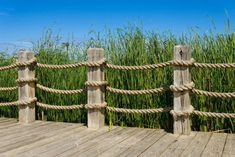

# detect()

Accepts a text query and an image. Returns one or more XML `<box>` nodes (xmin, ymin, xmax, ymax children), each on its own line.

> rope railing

<box><xmin>0</xmin><ymin>47</ymin><xmax>234</xmax><ymax>133</ymax></box>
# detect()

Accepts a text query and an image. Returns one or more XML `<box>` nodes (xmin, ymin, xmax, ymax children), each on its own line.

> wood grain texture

<box><xmin>87</xmin><ymin>48</ymin><xmax>105</xmax><ymax>129</ymax></box>
<box><xmin>0</xmin><ymin>119</ymin><xmax>234</xmax><ymax>157</ymax></box>
<box><xmin>18</xmin><ymin>51</ymin><xmax>35</xmax><ymax>123</ymax></box>
<box><xmin>173</xmin><ymin>45</ymin><xmax>192</xmax><ymax>135</ymax></box>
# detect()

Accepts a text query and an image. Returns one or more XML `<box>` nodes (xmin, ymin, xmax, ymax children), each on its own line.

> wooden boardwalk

<box><xmin>0</xmin><ymin>118</ymin><xmax>234</xmax><ymax>157</ymax></box>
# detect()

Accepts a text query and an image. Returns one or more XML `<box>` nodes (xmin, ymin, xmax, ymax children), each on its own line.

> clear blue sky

<box><xmin>0</xmin><ymin>0</ymin><xmax>235</xmax><ymax>46</ymax></box>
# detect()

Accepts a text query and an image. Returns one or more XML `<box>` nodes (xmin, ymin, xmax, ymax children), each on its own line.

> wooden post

<box><xmin>173</xmin><ymin>45</ymin><xmax>192</xmax><ymax>134</ymax></box>
<box><xmin>18</xmin><ymin>50</ymin><xmax>36</xmax><ymax>123</ymax></box>
<box><xmin>87</xmin><ymin>48</ymin><xmax>105</xmax><ymax>129</ymax></box>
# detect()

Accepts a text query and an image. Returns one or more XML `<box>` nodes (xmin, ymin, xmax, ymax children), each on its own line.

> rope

<box><xmin>171</xmin><ymin>58</ymin><xmax>196</xmax><ymax>66</ymax></box>
<box><xmin>36</xmin><ymin>102</ymin><xmax>107</xmax><ymax>110</ymax></box>
<box><xmin>85</xmin><ymin>81</ymin><xmax>107</xmax><ymax>87</ymax></box>
<box><xmin>16</xmin><ymin>58</ymin><xmax>37</xmax><ymax>67</ymax></box>
<box><xmin>16</xmin><ymin>78</ymin><xmax>37</xmax><ymax>84</ymax></box>
<box><xmin>85</xmin><ymin>102</ymin><xmax>107</xmax><ymax>109</ymax></box>
<box><xmin>106</xmin><ymin>86</ymin><xmax>167</xmax><ymax>95</ymax></box>
<box><xmin>0</xmin><ymin>97</ymin><xmax>37</xmax><ymax>107</ymax></box>
<box><xmin>36</xmin><ymin>84</ymin><xmax>85</xmax><ymax>94</ymax></box>
<box><xmin>36</xmin><ymin>102</ymin><xmax>85</xmax><ymax>110</ymax></box>
<box><xmin>0</xmin><ymin>58</ymin><xmax>37</xmax><ymax>71</ymax></box>
<box><xmin>106</xmin><ymin>61</ymin><xmax>172</xmax><ymax>70</ymax></box>
<box><xmin>192</xmin><ymin>110</ymin><xmax>235</xmax><ymax>118</ymax></box>
<box><xmin>106</xmin><ymin>106</ymin><xmax>171</xmax><ymax>114</ymax></box>
<box><xmin>170</xmin><ymin>82</ymin><xmax>195</xmax><ymax>92</ymax></box>
<box><xmin>37</xmin><ymin>59</ymin><xmax>106</xmax><ymax>69</ymax></box>
<box><xmin>192</xmin><ymin>89</ymin><xmax>235</xmax><ymax>98</ymax></box>
<box><xmin>194</xmin><ymin>63</ymin><xmax>235</xmax><ymax>68</ymax></box>
<box><xmin>0</xmin><ymin>86</ymin><xmax>18</xmax><ymax>92</ymax></box>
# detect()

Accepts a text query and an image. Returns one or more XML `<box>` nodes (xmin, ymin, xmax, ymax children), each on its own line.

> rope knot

<box><xmin>170</xmin><ymin>106</ymin><xmax>194</xmax><ymax>119</ymax></box>
<box><xmin>86</xmin><ymin>58</ymin><xmax>107</xmax><ymax>67</ymax></box>
<box><xmin>170</xmin><ymin>82</ymin><xmax>195</xmax><ymax>92</ymax></box>
<box><xmin>16</xmin><ymin>78</ymin><xmax>38</xmax><ymax>84</ymax></box>
<box><xmin>18</xmin><ymin>97</ymin><xmax>37</xmax><ymax>106</ymax></box>
<box><xmin>172</xmin><ymin>58</ymin><xmax>195</xmax><ymax>67</ymax></box>
<box><xmin>16</xmin><ymin>58</ymin><xmax>37</xmax><ymax>67</ymax></box>
<box><xmin>85</xmin><ymin>102</ymin><xmax>107</xmax><ymax>109</ymax></box>
<box><xmin>85</xmin><ymin>81</ymin><xmax>107</xmax><ymax>87</ymax></box>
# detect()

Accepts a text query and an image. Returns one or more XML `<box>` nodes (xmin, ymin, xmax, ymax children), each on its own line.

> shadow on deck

<box><xmin>0</xmin><ymin>118</ymin><xmax>234</xmax><ymax>157</ymax></box>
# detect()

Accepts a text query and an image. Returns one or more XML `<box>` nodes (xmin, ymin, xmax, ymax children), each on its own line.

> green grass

<box><xmin>0</xmin><ymin>26</ymin><xmax>234</xmax><ymax>132</ymax></box>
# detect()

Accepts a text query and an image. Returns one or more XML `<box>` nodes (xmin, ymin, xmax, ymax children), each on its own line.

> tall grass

<box><xmin>0</xmin><ymin>26</ymin><xmax>234</xmax><ymax>132</ymax></box>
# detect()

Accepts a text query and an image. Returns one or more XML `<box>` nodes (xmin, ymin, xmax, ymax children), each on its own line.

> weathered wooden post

<box><xmin>173</xmin><ymin>45</ymin><xmax>192</xmax><ymax>134</ymax></box>
<box><xmin>18</xmin><ymin>50</ymin><xmax>36</xmax><ymax>123</ymax></box>
<box><xmin>87</xmin><ymin>48</ymin><xmax>105</xmax><ymax>129</ymax></box>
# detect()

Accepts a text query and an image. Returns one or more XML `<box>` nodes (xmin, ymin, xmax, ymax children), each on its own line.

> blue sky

<box><xmin>0</xmin><ymin>0</ymin><xmax>235</xmax><ymax>51</ymax></box>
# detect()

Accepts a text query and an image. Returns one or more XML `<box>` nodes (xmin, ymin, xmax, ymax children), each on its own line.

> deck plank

<box><xmin>96</xmin><ymin>129</ymin><xmax>162</xmax><ymax>157</ymax></box>
<box><xmin>180</xmin><ymin>132</ymin><xmax>212</xmax><ymax>157</ymax></box>
<box><xmin>0</xmin><ymin>118</ymin><xmax>233</xmax><ymax>157</ymax></box>
<box><xmin>17</xmin><ymin>126</ymin><xmax>114</xmax><ymax>157</ymax></box>
<box><xmin>201</xmin><ymin>133</ymin><xmax>227</xmax><ymax>157</ymax></box>
<box><xmin>119</xmin><ymin>130</ymin><xmax>166</xmax><ymax>157</ymax></box>
<box><xmin>139</xmin><ymin>133</ymin><xmax>179</xmax><ymax>156</ymax></box>
<box><xmin>159</xmin><ymin>132</ymin><xmax>197</xmax><ymax>157</ymax></box>
<box><xmin>41</xmin><ymin>127</ymin><xmax>126</xmax><ymax>157</ymax></box>
<box><xmin>222</xmin><ymin>134</ymin><xmax>235</xmax><ymax>157</ymax></box>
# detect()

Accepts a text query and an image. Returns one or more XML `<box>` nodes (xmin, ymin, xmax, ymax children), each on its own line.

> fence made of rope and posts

<box><xmin>0</xmin><ymin>45</ymin><xmax>234</xmax><ymax>134</ymax></box>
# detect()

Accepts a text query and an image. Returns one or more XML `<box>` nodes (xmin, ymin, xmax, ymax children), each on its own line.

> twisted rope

<box><xmin>16</xmin><ymin>78</ymin><xmax>37</xmax><ymax>84</ymax></box>
<box><xmin>37</xmin><ymin>59</ymin><xmax>106</xmax><ymax>69</ymax></box>
<box><xmin>0</xmin><ymin>86</ymin><xmax>18</xmax><ymax>92</ymax></box>
<box><xmin>106</xmin><ymin>106</ymin><xmax>171</xmax><ymax>114</ymax></box>
<box><xmin>85</xmin><ymin>81</ymin><xmax>107</xmax><ymax>87</ymax></box>
<box><xmin>170</xmin><ymin>82</ymin><xmax>195</xmax><ymax>92</ymax></box>
<box><xmin>16</xmin><ymin>58</ymin><xmax>37</xmax><ymax>67</ymax></box>
<box><xmin>85</xmin><ymin>102</ymin><xmax>107</xmax><ymax>109</ymax></box>
<box><xmin>192</xmin><ymin>89</ymin><xmax>235</xmax><ymax>98</ymax></box>
<box><xmin>0</xmin><ymin>58</ymin><xmax>37</xmax><ymax>71</ymax></box>
<box><xmin>0</xmin><ymin>97</ymin><xmax>37</xmax><ymax>107</ymax></box>
<box><xmin>106</xmin><ymin>86</ymin><xmax>167</xmax><ymax>95</ymax></box>
<box><xmin>106</xmin><ymin>61</ymin><xmax>172</xmax><ymax>70</ymax></box>
<box><xmin>36</xmin><ymin>102</ymin><xmax>85</xmax><ymax>110</ymax></box>
<box><xmin>171</xmin><ymin>58</ymin><xmax>196</xmax><ymax>66</ymax></box>
<box><xmin>194</xmin><ymin>63</ymin><xmax>235</xmax><ymax>68</ymax></box>
<box><xmin>37</xmin><ymin>84</ymin><xmax>85</xmax><ymax>94</ymax></box>
<box><xmin>192</xmin><ymin>110</ymin><xmax>235</xmax><ymax>118</ymax></box>
<box><xmin>36</xmin><ymin>102</ymin><xmax>107</xmax><ymax>110</ymax></box>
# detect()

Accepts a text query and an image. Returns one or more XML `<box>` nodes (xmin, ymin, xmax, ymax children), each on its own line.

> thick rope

<box><xmin>36</xmin><ymin>102</ymin><xmax>85</xmax><ymax>110</ymax></box>
<box><xmin>37</xmin><ymin>84</ymin><xmax>85</xmax><ymax>94</ymax></box>
<box><xmin>37</xmin><ymin>59</ymin><xmax>106</xmax><ymax>69</ymax></box>
<box><xmin>194</xmin><ymin>63</ymin><xmax>235</xmax><ymax>68</ymax></box>
<box><xmin>0</xmin><ymin>58</ymin><xmax>37</xmax><ymax>71</ymax></box>
<box><xmin>171</xmin><ymin>58</ymin><xmax>196</xmax><ymax>66</ymax></box>
<box><xmin>106</xmin><ymin>86</ymin><xmax>167</xmax><ymax>95</ymax></box>
<box><xmin>16</xmin><ymin>58</ymin><xmax>37</xmax><ymax>67</ymax></box>
<box><xmin>0</xmin><ymin>86</ymin><xmax>18</xmax><ymax>92</ymax></box>
<box><xmin>85</xmin><ymin>81</ymin><xmax>107</xmax><ymax>87</ymax></box>
<box><xmin>170</xmin><ymin>82</ymin><xmax>195</xmax><ymax>92</ymax></box>
<box><xmin>16</xmin><ymin>78</ymin><xmax>37</xmax><ymax>84</ymax></box>
<box><xmin>36</xmin><ymin>102</ymin><xmax>107</xmax><ymax>110</ymax></box>
<box><xmin>106</xmin><ymin>106</ymin><xmax>171</xmax><ymax>114</ymax></box>
<box><xmin>106</xmin><ymin>61</ymin><xmax>172</xmax><ymax>70</ymax></box>
<box><xmin>85</xmin><ymin>102</ymin><xmax>107</xmax><ymax>109</ymax></box>
<box><xmin>192</xmin><ymin>89</ymin><xmax>235</xmax><ymax>98</ymax></box>
<box><xmin>0</xmin><ymin>97</ymin><xmax>37</xmax><ymax>107</ymax></box>
<box><xmin>192</xmin><ymin>110</ymin><xmax>235</xmax><ymax>118</ymax></box>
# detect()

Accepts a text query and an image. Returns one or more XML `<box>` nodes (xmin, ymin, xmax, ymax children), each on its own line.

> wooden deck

<box><xmin>0</xmin><ymin>118</ymin><xmax>234</xmax><ymax>157</ymax></box>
